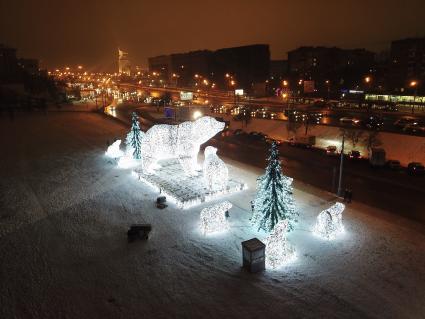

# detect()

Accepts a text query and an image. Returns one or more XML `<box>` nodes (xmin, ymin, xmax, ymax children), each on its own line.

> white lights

<box><xmin>313</xmin><ymin>202</ymin><xmax>345</xmax><ymax>240</ymax></box>
<box><xmin>200</xmin><ymin>201</ymin><xmax>232</xmax><ymax>234</ymax></box>
<box><xmin>203</xmin><ymin>146</ymin><xmax>228</xmax><ymax>191</ymax></box>
<box><xmin>141</xmin><ymin>116</ymin><xmax>224</xmax><ymax>176</ymax></box>
<box><xmin>193</xmin><ymin>110</ymin><xmax>203</xmax><ymax>119</ymax></box>
<box><xmin>265</xmin><ymin>220</ymin><xmax>296</xmax><ymax>269</ymax></box>
<box><xmin>133</xmin><ymin>159</ymin><xmax>246</xmax><ymax>209</ymax></box>
<box><xmin>105</xmin><ymin>140</ymin><xmax>124</xmax><ymax>158</ymax></box>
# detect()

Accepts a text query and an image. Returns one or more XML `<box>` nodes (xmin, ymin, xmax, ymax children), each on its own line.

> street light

<box><xmin>325</xmin><ymin>80</ymin><xmax>330</xmax><ymax>101</ymax></box>
<box><xmin>410</xmin><ymin>80</ymin><xmax>418</xmax><ymax>114</ymax></box>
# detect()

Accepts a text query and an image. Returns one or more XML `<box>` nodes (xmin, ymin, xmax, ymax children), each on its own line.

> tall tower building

<box><xmin>118</xmin><ymin>49</ymin><xmax>131</xmax><ymax>75</ymax></box>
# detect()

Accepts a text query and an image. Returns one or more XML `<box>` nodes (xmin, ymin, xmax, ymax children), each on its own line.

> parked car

<box><xmin>348</xmin><ymin>150</ymin><xmax>361</xmax><ymax>160</ymax></box>
<box><xmin>288</xmin><ymin>135</ymin><xmax>316</xmax><ymax>148</ymax></box>
<box><xmin>364</xmin><ymin>116</ymin><xmax>384</xmax><ymax>130</ymax></box>
<box><xmin>265</xmin><ymin>137</ymin><xmax>283</xmax><ymax>145</ymax></box>
<box><xmin>407</xmin><ymin>162</ymin><xmax>425</xmax><ymax>176</ymax></box>
<box><xmin>326</xmin><ymin>145</ymin><xmax>338</xmax><ymax>156</ymax></box>
<box><xmin>403</xmin><ymin>123</ymin><xmax>425</xmax><ymax>134</ymax></box>
<box><xmin>387</xmin><ymin>160</ymin><xmax>402</xmax><ymax>170</ymax></box>
<box><xmin>394</xmin><ymin>117</ymin><xmax>416</xmax><ymax>128</ymax></box>
<box><xmin>340</xmin><ymin>117</ymin><xmax>361</xmax><ymax>125</ymax></box>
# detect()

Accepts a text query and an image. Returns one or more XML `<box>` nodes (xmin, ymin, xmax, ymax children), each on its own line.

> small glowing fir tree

<box><xmin>127</xmin><ymin>112</ymin><xmax>143</xmax><ymax>160</ymax></box>
<box><xmin>251</xmin><ymin>142</ymin><xmax>298</xmax><ymax>232</ymax></box>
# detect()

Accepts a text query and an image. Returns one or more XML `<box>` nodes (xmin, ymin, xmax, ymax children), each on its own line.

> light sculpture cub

<box><xmin>105</xmin><ymin>139</ymin><xmax>124</xmax><ymax>158</ymax></box>
<box><xmin>314</xmin><ymin>202</ymin><xmax>345</xmax><ymax>240</ymax></box>
<box><xmin>203</xmin><ymin>146</ymin><xmax>228</xmax><ymax>191</ymax></box>
<box><xmin>200</xmin><ymin>201</ymin><xmax>232</xmax><ymax>234</ymax></box>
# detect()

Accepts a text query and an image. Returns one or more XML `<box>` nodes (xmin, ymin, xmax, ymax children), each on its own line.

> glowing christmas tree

<box><xmin>128</xmin><ymin>112</ymin><xmax>143</xmax><ymax>160</ymax></box>
<box><xmin>251</xmin><ymin>142</ymin><xmax>298</xmax><ymax>232</ymax></box>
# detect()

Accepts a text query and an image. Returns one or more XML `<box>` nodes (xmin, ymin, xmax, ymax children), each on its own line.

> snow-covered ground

<box><xmin>1</xmin><ymin>112</ymin><xmax>425</xmax><ymax>319</ymax></box>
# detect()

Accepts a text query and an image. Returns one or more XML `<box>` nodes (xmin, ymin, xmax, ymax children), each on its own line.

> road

<box><xmin>110</xmin><ymin>103</ymin><xmax>425</xmax><ymax>223</ymax></box>
<box><xmin>117</xmin><ymin>83</ymin><xmax>425</xmax><ymax>136</ymax></box>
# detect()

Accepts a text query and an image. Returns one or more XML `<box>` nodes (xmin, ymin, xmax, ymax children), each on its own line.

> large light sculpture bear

<box><xmin>314</xmin><ymin>202</ymin><xmax>345</xmax><ymax>240</ymax></box>
<box><xmin>200</xmin><ymin>201</ymin><xmax>232</xmax><ymax>234</ymax></box>
<box><xmin>265</xmin><ymin>220</ymin><xmax>296</xmax><ymax>269</ymax></box>
<box><xmin>141</xmin><ymin>116</ymin><xmax>225</xmax><ymax>175</ymax></box>
<box><xmin>203</xmin><ymin>146</ymin><xmax>228</xmax><ymax>191</ymax></box>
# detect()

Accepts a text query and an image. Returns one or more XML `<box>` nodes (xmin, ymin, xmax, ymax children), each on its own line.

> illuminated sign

<box><xmin>180</xmin><ymin>91</ymin><xmax>193</xmax><ymax>101</ymax></box>
<box><xmin>235</xmin><ymin>89</ymin><xmax>244</xmax><ymax>96</ymax></box>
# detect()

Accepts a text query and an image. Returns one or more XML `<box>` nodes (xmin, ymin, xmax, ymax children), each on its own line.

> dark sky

<box><xmin>1</xmin><ymin>0</ymin><xmax>425</xmax><ymax>71</ymax></box>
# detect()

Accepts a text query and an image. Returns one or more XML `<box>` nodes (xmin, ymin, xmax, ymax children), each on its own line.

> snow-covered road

<box><xmin>1</xmin><ymin>112</ymin><xmax>424</xmax><ymax>319</ymax></box>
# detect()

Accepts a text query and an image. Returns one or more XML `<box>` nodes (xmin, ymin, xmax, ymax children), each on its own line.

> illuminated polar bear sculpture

<box><xmin>105</xmin><ymin>139</ymin><xmax>124</xmax><ymax>158</ymax></box>
<box><xmin>314</xmin><ymin>202</ymin><xmax>345</xmax><ymax>240</ymax></box>
<box><xmin>200</xmin><ymin>201</ymin><xmax>232</xmax><ymax>234</ymax></box>
<box><xmin>203</xmin><ymin>146</ymin><xmax>228</xmax><ymax>191</ymax></box>
<box><xmin>141</xmin><ymin>116</ymin><xmax>225</xmax><ymax>175</ymax></box>
<box><xmin>265</xmin><ymin>220</ymin><xmax>296</xmax><ymax>269</ymax></box>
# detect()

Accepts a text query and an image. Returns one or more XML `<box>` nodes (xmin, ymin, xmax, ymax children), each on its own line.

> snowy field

<box><xmin>1</xmin><ymin>112</ymin><xmax>425</xmax><ymax>319</ymax></box>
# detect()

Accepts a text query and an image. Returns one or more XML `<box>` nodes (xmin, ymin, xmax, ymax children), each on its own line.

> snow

<box><xmin>1</xmin><ymin>112</ymin><xmax>425</xmax><ymax>318</ymax></box>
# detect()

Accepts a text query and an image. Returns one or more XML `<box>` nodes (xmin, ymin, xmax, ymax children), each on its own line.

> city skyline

<box><xmin>1</xmin><ymin>0</ymin><xmax>425</xmax><ymax>71</ymax></box>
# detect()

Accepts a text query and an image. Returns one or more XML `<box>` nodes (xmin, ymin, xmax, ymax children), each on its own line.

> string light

<box><xmin>200</xmin><ymin>201</ymin><xmax>232</xmax><ymax>234</ymax></box>
<box><xmin>203</xmin><ymin>146</ymin><xmax>228</xmax><ymax>191</ymax></box>
<box><xmin>313</xmin><ymin>202</ymin><xmax>345</xmax><ymax>240</ymax></box>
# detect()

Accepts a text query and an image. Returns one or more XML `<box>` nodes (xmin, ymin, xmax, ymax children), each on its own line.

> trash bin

<box><xmin>242</xmin><ymin>238</ymin><xmax>265</xmax><ymax>273</ymax></box>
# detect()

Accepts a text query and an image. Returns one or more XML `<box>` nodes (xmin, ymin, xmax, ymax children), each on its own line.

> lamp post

<box><xmin>337</xmin><ymin>132</ymin><xmax>345</xmax><ymax>197</ymax></box>
<box><xmin>325</xmin><ymin>80</ymin><xmax>330</xmax><ymax>101</ymax></box>
<box><xmin>410</xmin><ymin>80</ymin><xmax>418</xmax><ymax>114</ymax></box>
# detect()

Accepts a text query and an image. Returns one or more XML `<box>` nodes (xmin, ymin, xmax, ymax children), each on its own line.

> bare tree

<box><xmin>363</xmin><ymin>131</ymin><xmax>382</xmax><ymax>155</ymax></box>
<box><xmin>303</xmin><ymin>115</ymin><xmax>317</xmax><ymax>136</ymax></box>
<box><xmin>286</xmin><ymin>120</ymin><xmax>302</xmax><ymax>138</ymax></box>
<box><xmin>340</xmin><ymin>128</ymin><xmax>363</xmax><ymax>150</ymax></box>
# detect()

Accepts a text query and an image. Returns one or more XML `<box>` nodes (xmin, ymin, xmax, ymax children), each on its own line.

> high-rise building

<box><xmin>118</xmin><ymin>49</ymin><xmax>131</xmax><ymax>76</ymax></box>
<box><xmin>0</xmin><ymin>44</ymin><xmax>18</xmax><ymax>82</ymax></box>
<box><xmin>287</xmin><ymin>46</ymin><xmax>374</xmax><ymax>92</ymax></box>
<box><xmin>389</xmin><ymin>37</ymin><xmax>425</xmax><ymax>93</ymax></box>
<box><xmin>148</xmin><ymin>44</ymin><xmax>270</xmax><ymax>91</ymax></box>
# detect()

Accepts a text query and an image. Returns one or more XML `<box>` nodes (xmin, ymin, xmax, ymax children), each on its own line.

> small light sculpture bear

<box><xmin>265</xmin><ymin>220</ymin><xmax>296</xmax><ymax>269</ymax></box>
<box><xmin>203</xmin><ymin>146</ymin><xmax>229</xmax><ymax>191</ymax></box>
<box><xmin>314</xmin><ymin>202</ymin><xmax>345</xmax><ymax>240</ymax></box>
<box><xmin>200</xmin><ymin>201</ymin><xmax>232</xmax><ymax>234</ymax></box>
<box><xmin>105</xmin><ymin>140</ymin><xmax>124</xmax><ymax>158</ymax></box>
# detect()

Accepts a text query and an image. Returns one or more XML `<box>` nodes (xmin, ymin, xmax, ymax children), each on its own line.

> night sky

<box><xmin>1</xmin><ymin>0</ymin><xmax>425</xmax><ymax>71</ymax></box>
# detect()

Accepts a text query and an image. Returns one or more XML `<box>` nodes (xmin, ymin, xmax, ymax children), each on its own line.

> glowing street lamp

<box><xmin>364</xmin><ymin>76</ymin><xmax>371</xmax><ymax>83</ymax></box>
<box><xmin>282</xmin><ymin>80</ymin><xmax>288</xmax><ymax>87</ymax></box>
<box><xmin>410</xmin><ymin>80</ymin><xmax>419</xmax><ymax>114</ymax></box>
